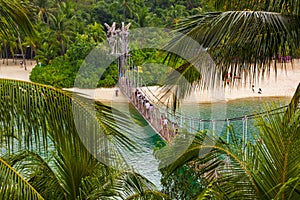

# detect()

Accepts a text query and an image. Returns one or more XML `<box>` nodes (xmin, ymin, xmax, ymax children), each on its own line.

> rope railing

<box><xmin>105</xmin><ymin>23</ymin><xmax>298</xmax><ymax>143</ymax></box>
<box><xmin>118</xmin><ymin>62</ymin><xmax>297</xmax><ymax>143</ymax></box>
<box><xmin>127</xmin><ymin>67</ymin><xmax>292</xmax><ymax>120</ymax></box>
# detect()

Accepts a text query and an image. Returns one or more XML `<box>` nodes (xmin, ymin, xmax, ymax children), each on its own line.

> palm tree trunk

<box><xmin>17</xmin><ymin>31</ymin><xmax>26</xmax><ymax>70</ymax></box>
<box><xmin>5</xmin><ymin>47</ymin><xmax>8</xmax><ymax>65</ymax></box>
<box><xmin>30</xmin><ymin>47</ymin><xmax>33</xmax><ymax>65</ymax></box>
<box><xmin>59</xmin><ymin>39</ymin><xmax>65</xmax><ymax>56</ymax></box>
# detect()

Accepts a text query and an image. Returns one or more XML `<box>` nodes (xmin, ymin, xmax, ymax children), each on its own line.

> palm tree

<box><xmin>0</xmin><ymin>1</ymin><xmax>170</xmax><ymax>198</ymax></box>
<box><xmin>23</xmin><ymin>35</ymin><xmax>39</xmax><ymax>64</ymax></box>
<box><xmin>160</xmin><ymin>83</ymin><xmax>300</xmax><ymax>199</ymax></box>
<box><xmin>0</xmin><ymin>79</ymin><xmax>168</xmax><ymax>199</ymax></box>
<box><xmin>163</xmin><ymin>0</ymin><xmax>300</xmax><ymax>108</ymax></box>
<box><xmin>0</xmin><ymin>0</ymin><xmax>36</xmax><ymax>69</ymax></box>
<box><xmin>0</xmin><ymin>0</ymin><xmax>35</xmax><ymax>38</ymax></box>
<box><xmin>120</xmin><ymin>0</ymin><xmax>132</xmax><ymax>22</ymax></box>
<box><xmin>0</xmin><ymin>34</ymin><xmax>18</xmax><ymax>65</ymax></box>
<box><xmin>34</xmin><ymin>0</ymin><xmax>55</xmax><ymax>24</ymax></box>
<box><xmin>48</xmin><ymin>3</ymin><xmax>76</xmax><ymax>56</ymax></box>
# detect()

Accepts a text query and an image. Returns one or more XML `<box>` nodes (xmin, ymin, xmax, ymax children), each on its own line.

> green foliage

<box><xmin>30</xmin><ymin>30</ymin><xmax>117</xmax><ymax>88</ymax></box>
<box><xmin>0</xmin><ymin>79</ymin><xmax>167</xmax><ymax>199</ymax></box>
<box><xmin>84</xmin><ymin>22</ymin><xmax>106</xmax><ymax>43</ymax></box>
<box><xmin>2</xmin><ymin>0</ymin><xmax>215</xmax><ymax>88</ymax></box>
<box><xmin>161</xmin><ymin>162</ymin><xmax>206</xmax><ymax>199</ymax></box>
<box><xmin>30</xmin><ymin>56</ymin><xmax>79</xmax><ymax>88</ymax></box>
<box><xmin>160</xmin><ymin>84</ymin><xmax>300</xmax><ymax>199</ymax></box>
<box><xmin>130</xmin><ymin>50</ymin><xmax>171</xmax><ymax>86</ymax></box>
<box><xmin>0</xmin><ymin>156</ymin><xmax>44</xmax><ymax>200</ymax></box>
<box><xmin>97</xmin><ymin>65</ymin><xmax>118</xmax><ymax>88</ymax></box>
<box><xmin>0</xmin><ymin>0</ymin><xmax>35</xmax><ymax>38</ymax></box>
<box><xmin>66</xmin><ymin>33</ymin><xmax>97</xmax><ymax>61</ymax></box>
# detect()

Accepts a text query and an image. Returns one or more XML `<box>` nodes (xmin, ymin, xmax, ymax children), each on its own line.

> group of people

<box><xmin>160</xmin><ymin>115</ymin><xmax>179</xmax><ymax>141</ymax></box>
<box><xmin>252</xmin><ymin>85</ymin><xmax>262</xmax><ymax>94</ymax></box>
<box><xmin>130</xmin><ymin>89</ymin><xmax>179</xmax><ymax>141</ymax></box>
<box><xmin>115</xmin><ymin>62</ymin><xmax>179</xmax><ymax>141</ymax></box>
<box><xmin>132</xmin><ymin>89</ymin><xmax>154</xmax><ymax>120</ymax></box>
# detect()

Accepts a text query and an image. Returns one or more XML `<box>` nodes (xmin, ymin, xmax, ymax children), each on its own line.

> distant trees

<box><xmin>0</xmin><ymin>1</ymin><xmax>171</xmax><ymax>198</ymax></box>
<box><xmin>0</xmin><ymin>0</ymin><xmax>35</xmax><ymax>63</ymax></box>
<box><xmin>0</xmin><ymin>0</ymin><xmax>214</xmax><ymax>68</ymax></box>
<box><xmin>25</xmin><ymin>0</ymin><xmax>210</xmax><ymax>88</ymax></box>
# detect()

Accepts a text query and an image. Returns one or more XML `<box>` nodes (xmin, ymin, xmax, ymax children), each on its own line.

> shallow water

<box><xmin>107</xmin><ymin>96</ymin><xmax>291</xmax><ymax>188</ymax></box>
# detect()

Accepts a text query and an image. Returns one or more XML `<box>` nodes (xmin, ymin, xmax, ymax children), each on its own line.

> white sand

<box><xmin>0</xmin><ymin>59</ymin><xmax>36</xmax><ymax>81</ymax></box>
<box><xmin>1</xmin><ymin>59</ymin><xmax>299</xmax><ymax>103</ymax></box>
<box><xmin>184</xmin><ymin>60</ymin><xmax>300</xmax><ymax>103</ymax></box>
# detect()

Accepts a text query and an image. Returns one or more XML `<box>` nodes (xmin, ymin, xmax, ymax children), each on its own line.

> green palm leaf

<box><xmin>0</xmin><ymin>156</ymin><xmax>44</xmax><ymax>199</ymax></box>
<box><xmin>111</xmin><ymin>171</ymin><xmax>171</xmax><ymax>200</ymax></box>
<box><xmin>171</xmin><ymin>11</ymin><xmax>299</xmax><ymax>73</ymax></box>
<box><xmin>160</xmin><ymin>83</ymin><xmax>300</xmax><ymax>199</ymax></box>
<box><xmin>215</xmin><ymin>0</ymin><xmax>300</xmax><ymax>15</ymax></box>
<box><xmin>0</xmin><ymin>79</ymin><xmax>134</xmax><ymax>159</ymax></box>
<box><xmin>0</xmin><ymin>0</ymin><xmax>35</xmax><ymax>37</ymax></box>
<box><xmin>0</xmin><ymin>79</ymin><xmax>138</xmax><ymax>199</ymax></box>
<box><xmin>250</xmin><ymin>83</ymin><xmax>300</xmax><ymax>199</ymax></box>
<box><xmin>5</xmin><ymin>150</ymin><xmax>65</xmax><ymax>199</ymax></box>
<box><xmin>163</xmin><ymin>10</ymin><xmax>299</xmax><ymax>108</ymax></box>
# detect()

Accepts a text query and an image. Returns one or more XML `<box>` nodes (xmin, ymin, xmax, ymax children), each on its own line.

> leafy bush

<box><xmin>30</xmin><ymin>56</ymin><xmax>119</xmax><ymax>88</ymax></box>
<box><xmin>30</xmin><ymin>56</ymin><xmax>80</xmax><ymax>88</ymax></box>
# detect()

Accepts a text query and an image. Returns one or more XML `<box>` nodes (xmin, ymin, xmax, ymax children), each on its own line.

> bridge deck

<box><xmin>118</xmin><ymin>79</ymin><xmax>178</xmax><ymax>142</ymax></box>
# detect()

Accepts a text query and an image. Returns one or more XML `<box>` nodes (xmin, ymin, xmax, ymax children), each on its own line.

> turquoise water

<box><xmin>182</xmin><ymin>97</ymin><xmax>289</xmax><ymax>120</ymax></box>
<box><xmin>181</xmin><ymin>97</ymin><xmax>290</xmax><ymax>138</ymax></box>
<box><xmin>108</xmin><ymin>96</ymin><xmax>290</xmax><ymax>188</ymax></box>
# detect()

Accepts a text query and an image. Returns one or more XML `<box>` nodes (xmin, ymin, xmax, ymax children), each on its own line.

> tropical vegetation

<box><xmin>1</xmin><ymin>0</ymin><xmax>300</xmax><ymax>199</ymax></box>
<box><xmin>0</xmin><ymin>79</ymin><xmax>169</xmax><ymax>199</ymax></box>
<box><xmin>157</xmin><ymin>0</ymin><xmax>300</xmax><ymax>198</ymax></box>
<box><xmin>1</xmin><ymin>0</ymin><xmax>214</xmax><ymax>88</ymax></box>
<box><xmin>164</xmin><ymin>0</ymin><xmax>300</xmax><ymax>107</ymax></box>
<box><xmin>159</xmin><ymin>83</ymin><xmax>300</xmax><ymax>199</ymax></box>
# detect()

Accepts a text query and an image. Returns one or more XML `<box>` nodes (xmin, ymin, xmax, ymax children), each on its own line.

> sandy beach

<box><xmin>0</xmin><ymin>59</ymin><xmax>36</xmax><ymax>81</ymax></box>
<box><xmin>1</xmin><ymin>59</ymin><xmax>299</xmax><ymax>103</ymax></box>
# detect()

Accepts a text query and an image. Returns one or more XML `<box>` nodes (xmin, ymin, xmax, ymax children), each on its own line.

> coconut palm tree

<box><xmin>160</xmin><ymin>83</ymin><xmax>300</xmax><ymax>199</ymax></box>
<box><xmin>0</xmin><ymin>0</ymin><xmax>36</xmax><ymax>69</ymax></box>
<box><xmin>0</xmin><ymin>0</ymin><xmax>169</xmax><ymax>199</ymax></box>
<box><xmin>0</xmin><ymin>79</ymin><xmax>169</xmax><ymax>199</ymax></box>
<box><xmin>0</xmin><ymin>34</ymin><xmax>18</xmax><ymax>65</ymax></box>
<box><xmin>47</xmin><ymin>4</ymin><xmax>76</xmax><ymax>56</ymax></box>
<box><xmin>162</xmin><ymin>0</ymin><xmax>300</xmax><ymax>108</ymax></box>
<box><xmin>0</xmin><ymin>0</ymin><xmax>35</xmax><ymax>38</ymax></box>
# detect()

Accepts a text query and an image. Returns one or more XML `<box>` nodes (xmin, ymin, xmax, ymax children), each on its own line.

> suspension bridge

<box><xmin>105</xmin><ymin>22</ymin><xmax>292</xmax><ymax>144</ymax></box>
<box><xmin>117</xmin><ymin>65</ymin><xmax>291</xmax><ymax>143</ymax></box>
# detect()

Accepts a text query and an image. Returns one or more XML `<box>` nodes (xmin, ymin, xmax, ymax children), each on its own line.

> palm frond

<box><xmin>215</xmin><ymin>0</ymin><xmax>300</xmax><ymax>16</ymax></box>
<box><xmin>160</xmin><ymin>137</ymin><xmax>259</xmax><ymax>199</ymax></box>
<box><xmin>5</xmin><ymin>150</ymin><xmax>65</xmax><ymax>199</ymax></box>
<box><xmin>160</xmin><ymin>84</ymin><xmax>300</xmax><ymax>199</ymax></box>
<box><xmin>0</xmin><ymin>79</ymin><xmax>142</xmax><ymax>199</ymax></box>
<box><xmin>110</xmin><ymin>171</ymin><xmax>171</xmax><ymax>200</ymax></box>
<box><xmin>174</xmin><ymin>11</ymin><xmax>299</xmax><ymax>70</ymax></box>
<box><xmin>0</xmin><ymin>79</ymin><xmax>135</xmax><ymax>169</ymax></box>
<box><xmin>251</xmin><ymin>83</ymin><xmax>300</xmax><ymax>199</ymax></box>
<box><xmin>283</xmin><ymin>83</ymin><xmax>300</xmax><ymax>125</ymax></box>
<box><xmin>163</xmin><ymin>11</ymin><xmax>299</xmax><ymax>107</ymax></box>
<box><xmin>0</xmin><ymin>0</ymin><xmax>35</xmax><ymax>37</ymax></box>
<box><xmin>0</xmin><ymin>156</ymin><xmax>44</xmax><ymax>199</ymax></box>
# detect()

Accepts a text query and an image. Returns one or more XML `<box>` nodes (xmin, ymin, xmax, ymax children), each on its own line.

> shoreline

<box><xmin>0</xmin><ymin>58</ymin><xmax>299</xmax><ymax>104</ymax></box>
<box><xmin>66</xmin><ymin>85</ymin><xmax>294</xmax><ymax>105</ymax></box>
